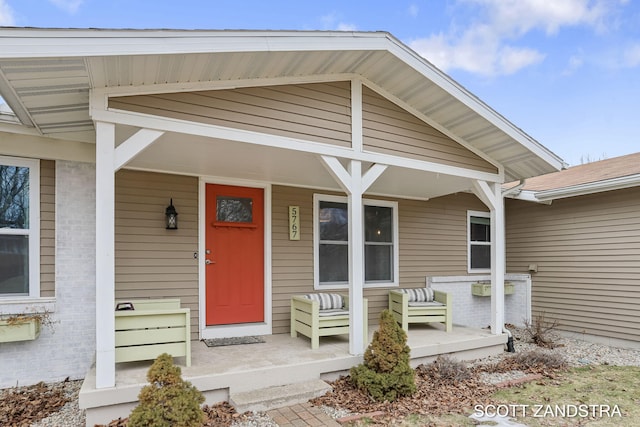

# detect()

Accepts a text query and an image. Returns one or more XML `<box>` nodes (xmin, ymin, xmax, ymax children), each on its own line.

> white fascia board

<box><xmin>383</xmin><ymin>35</ymin><xmax>566</xmax><ymax>173</ymax></box>
<box><xmin>534</xmin><ymin>174</ymin><xmax>640</xmax><ymax>202</ymax></box>
<box><xmin>0</xmin><ymin>29</ymin><xmax>390</xmax><ymax>58</ymax></box>
<box><xmin>92</xmin><ymin>107</ymin><xmax>502</xmax><ymax>183</ymax></box>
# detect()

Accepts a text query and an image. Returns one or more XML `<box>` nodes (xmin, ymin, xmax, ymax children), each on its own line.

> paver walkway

<box><xmin>267</xmin><ymin>402</ymin><xmax>341</xmax><ymax>426</ymax></box>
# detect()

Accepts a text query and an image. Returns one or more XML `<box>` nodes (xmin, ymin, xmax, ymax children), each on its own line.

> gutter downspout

<box><xmin>503</xmin><ymin>325</ymin><xmax>515</xmax><ymax>352</ymax></box>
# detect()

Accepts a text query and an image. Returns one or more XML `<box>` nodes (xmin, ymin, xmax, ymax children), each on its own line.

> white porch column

<box><xmin>472</xmin><ymin>180</ymin><xmax>505</xmax><ymax>334</ymax></box>
<box><xmin>321</xmin><ymin>156</ymin><xmax>387</xmax><ymax>355</ymax></box>
<box><xmin>347</xmin><ymin>161</ymin><xmax>365</xmax><ymax>355</ymax></box>
<box><xmin>95</xmin><ymin>121</ymin><xmax>116</xmax><ymax>388</ymax></box>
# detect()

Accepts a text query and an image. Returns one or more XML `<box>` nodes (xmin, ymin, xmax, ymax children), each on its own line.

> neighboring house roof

<box><xmin>0</xmin><ymin>28</ymin><xmax>565</xmax><ymax>181</ymax></box>
<box><xmin>509</xmin><ymin>152</ymin><xmax>640</xmax><ymax>202</ymax></box>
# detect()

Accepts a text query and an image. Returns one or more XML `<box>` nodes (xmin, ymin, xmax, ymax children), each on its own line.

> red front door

<box><xmin>205</xmin><ymin>184</ymin><xmax>264</xmax><ymax>325</ymax></box>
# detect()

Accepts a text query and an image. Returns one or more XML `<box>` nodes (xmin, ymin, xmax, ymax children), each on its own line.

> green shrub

<box><xmin>128</xmin><ymin>353</ymin><xmax>205</xmax><ymax>427</ymax></box>
<box><xmin>350</xmin><ymin>309</ymin><xmax>416</xmax><ymax>401</ymax></box>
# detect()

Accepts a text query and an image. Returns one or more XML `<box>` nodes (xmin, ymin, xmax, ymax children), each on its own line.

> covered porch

<box><xmin>0</xmin><ymin>28</ymin><xmax>567</xmax><ymax>421</ymax></box>
<box><xmin>80</xmin><ymin>324</ymin><xmax>506</xmax><ymax>425</ymax></box>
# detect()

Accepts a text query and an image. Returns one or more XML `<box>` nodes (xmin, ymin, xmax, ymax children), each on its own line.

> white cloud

<box><xmin>411</xmin><ymin>28</ymin><xmax>544</xmax><ymax>76</ymax></box>
<box><xmin>320</xmin><ymin>12</ymin><xmax>357</xmax><ymax>31</ymax></box>
<box><xmin>623</xmin><ymin>44</ymin><xmax>640</xmax><ymax>67</ymax></box>
<box><xmin>0</xmin><ymin>0</ymin><xmax>15</xmax><ymax>26</ymax></box>
<box><xmin>466</xmin><ymin>0</ymin><xmax>611</xmax><ymax>36</ymax></box>
<box><xmin>409</xmin><ymin>0</ymin><xmax>621</xmax><ymax>76</ymax></box>
<box><xmin>48</xmin><ymin>0</ymin><xmax>84</xmax><ymax>14</ymax></box>
<box><xmin>561</xmin><ymin>55</ymin><xmax>585</xmax><ymax>75</ymax></box>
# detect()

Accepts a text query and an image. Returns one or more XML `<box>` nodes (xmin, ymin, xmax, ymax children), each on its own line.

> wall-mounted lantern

<box><xmin>165</xmin><ymin>198</ymin><xmax>178</xmax><ymax>230</ymax></box>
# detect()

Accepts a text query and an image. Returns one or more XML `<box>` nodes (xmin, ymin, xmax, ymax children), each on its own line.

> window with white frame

<box><xmin>0</xmin><ymin>157</ymin><xmax>39</xmax><ymax>297</ymax></box>
<box><xmin>468</xmin><ymin>211</ymin><xmax>491</xmax><ymax>272</ymax></box>
<box><xmin>314</xmin><ymin>194</ymin><xmax>398</xmax><ymax>288</ymax></box>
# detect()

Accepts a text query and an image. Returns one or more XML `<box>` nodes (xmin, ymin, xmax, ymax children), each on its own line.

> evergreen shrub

<box><xmin>128</xmin><ymin>353</ymin><xmax>205</xmax><ymax>427</ymax></box>
<box><xmin>350</xmin><ymin>309</ymin><xmax>416</xmax><ymax>401</ymax></box>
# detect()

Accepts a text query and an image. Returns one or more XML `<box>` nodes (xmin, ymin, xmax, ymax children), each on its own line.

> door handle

<box><xmin>205</xmin><ymin>259</ymin><xmax>216</xmax><ymax>265</ymax></box>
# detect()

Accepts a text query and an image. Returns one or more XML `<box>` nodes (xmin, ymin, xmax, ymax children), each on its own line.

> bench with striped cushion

<box><xmin>291</xmin><ymin>293</ymin><xmax>368</xmax><ymax>349</ymax></box>
<box><xmin>389</xmin><ymin>288</ymin><xmax>452</xmax><ymax>333</ymax></box>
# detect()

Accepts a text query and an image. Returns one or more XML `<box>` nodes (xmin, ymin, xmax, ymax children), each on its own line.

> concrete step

<box><xmin>229</xmin><ymin>379</ymin><xmax>332</xmax><ymax>413</ymax></box>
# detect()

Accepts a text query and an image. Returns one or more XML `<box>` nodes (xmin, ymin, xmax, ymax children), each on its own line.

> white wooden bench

<box><xmin>291</xmin><ymin>293</ymin><xmax>368</xmax><ymax>349</ymax></box>
<box><xmin>389</xmin><ymin>289</ymin><xmax>452</xmax><ymax>333</ymax></box>
<box><xmin>115</xmin><ymin>299</ymin><xmax>191</xmax><ymax>366</ymax></box>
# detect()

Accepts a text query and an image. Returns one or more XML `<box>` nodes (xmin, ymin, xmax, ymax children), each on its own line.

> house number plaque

<box><xmin>289</xmin><ymin>206</ymin><xmax>300</xmax><ymax>240</ymax></box>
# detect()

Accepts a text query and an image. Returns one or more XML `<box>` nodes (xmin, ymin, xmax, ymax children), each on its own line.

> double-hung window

<box><xmin>468</xmin><ymin>210</ymin><xmax>491</xmax><ymax>272</ymax></box>
<box><xmin>0</xmin><ymin>157</ymin><xmax>39</xmax><ymax>298</ymax></box>
<box><xmin>314</xmin><ymin>194</ymin><xmax>398</xmax><ymax>289</ymax></box>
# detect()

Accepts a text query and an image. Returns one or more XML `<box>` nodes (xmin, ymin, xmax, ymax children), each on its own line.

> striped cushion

<box><xmin>304</xmin><ymin>293</ymin><xmax>344</xmax><ymax>310</ymax></box>
<box><xmin>317</xmin><ymin>309</ymin><xmax>349</xmax><ymax>317</ymax></box>
<box><xmin>408</xmin><ymin>301</ymin><xmax>443</xmax><ymax>307</ymax></box>
<box><xmin>399</xmin><ymin>288</ymin><xmax>434</xmax><ymax>302</ymax></box>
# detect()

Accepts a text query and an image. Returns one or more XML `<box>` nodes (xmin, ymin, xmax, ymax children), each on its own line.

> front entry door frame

<box><xmin>198</xmin><ymin>176</ymin><xmax>272</xmax><ymax>339</ymax></box>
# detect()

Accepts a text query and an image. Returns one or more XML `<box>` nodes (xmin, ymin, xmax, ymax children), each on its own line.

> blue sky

<box><xmin>2</xmin><ymin>0</ymin><xmax>639</xmax><ymax>167</ymax></box>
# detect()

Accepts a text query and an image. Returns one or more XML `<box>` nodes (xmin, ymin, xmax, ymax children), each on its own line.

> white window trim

<box><xmin>313</xmin><ymin>194</ymin><xmax>399</xmax><ymax>290</ymax></box>
<box><xmin>467</xmin><ymin>210</ymin><xmax>491</xmax><ymax>274</ymax></box>
<box><xmin>0</xmin><ymin>156</ymin><xmax>40</xmax><ymax>299</ymax></box>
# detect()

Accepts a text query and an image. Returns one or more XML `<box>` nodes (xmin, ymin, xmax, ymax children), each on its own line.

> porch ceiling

<box><xmin>0</xmin><ymin>28</ymin><xmax>565</xmax><ymax>181</ymax></box>
<box><xmin>126</xmin><ymin>131</ymin><xmax>471</xmax><ymax>200</ymax></box>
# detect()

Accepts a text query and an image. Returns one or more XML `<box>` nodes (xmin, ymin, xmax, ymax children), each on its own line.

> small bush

<box><xmin>510</xmin><ymin>349</ymin><xmax>567</xmax><ymax>371</ymax></box>
<box><xmin>523</xmin><ymin>312</ymin><xmax>560</xmax><ymax>348</ymax></box>
<box><xmin>350</xmin><ymin>310</ymin><xmax>416</xmax><ymax>402</ymax></box>
<box><xmin>128</xmin><ymin>353</ymin><xmax>205</xmax><ymax>427</ymax></box>
<box><xmin>422</xmin><ymin>355</ymin><xmax>473</xmax><ymax>383</ymax></box>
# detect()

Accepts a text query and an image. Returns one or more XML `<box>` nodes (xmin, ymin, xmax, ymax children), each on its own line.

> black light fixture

<box><xmin>165</xmin><ymin>198</ymin><xmax>178</xmax><ymax>230</ymax></box>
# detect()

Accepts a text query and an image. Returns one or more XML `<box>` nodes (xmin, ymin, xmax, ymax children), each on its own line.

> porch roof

<box><xmin>0</xmin><ymin>28</ymin><xmax>564</xmax><ymax>183</ymax></box>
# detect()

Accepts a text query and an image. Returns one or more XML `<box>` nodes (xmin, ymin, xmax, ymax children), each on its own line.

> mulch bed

<box><xmin>0</xmin><ymin>379</ymin><xmax>70</xmax><ymax>426</ymax></box>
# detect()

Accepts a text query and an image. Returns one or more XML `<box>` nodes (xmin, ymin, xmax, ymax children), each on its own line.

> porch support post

<box><xmin>472</xmin><ymin>180</ymin><xmax>505</xmax><ymax>335</ymax></box>
<box><xmin>95</xmin><ymin>121</ymin><xmax>116</xmax><ymax>388</ymax></box>
<box><xmin>347</xmin><ymin>160</ymin><xmax>365</xmax><ymax>355</ymax></box>
<box><xmin>320</xmin><ymin>156</ymin><xmax>387</xmax><ymax>355</ymax></box>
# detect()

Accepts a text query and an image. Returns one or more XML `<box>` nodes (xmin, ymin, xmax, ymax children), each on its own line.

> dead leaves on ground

<box><xmin>0</xmin><ymin>379</ymin><xmax>70</xmax><ymax>427</ymax></box>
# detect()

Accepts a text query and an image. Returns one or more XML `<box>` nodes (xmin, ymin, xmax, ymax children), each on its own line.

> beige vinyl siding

<box><xmin>109</xmin><ymin>82</ymin><xmax>352</xmax><ymax>148</ymax></box>
<box><xmin>271</xmin><ymin>185</ymin><xmax>486</xmax><ymax>334</ymax></box>
<box><xmin>362</xmin><ymin>87</ymin><xmax>496</xmax><ymax>174</ymax></box>
<box><xmin>40</xmin><ymin>160</ymin><xmax>55</xmax><ymax>297</ymax></box>
<box><xmin>114</xmin><ymin>170</ymin><xmax>199</xmax><ymax>340</ymax></box>
<box><xmin>506</xmin><ymin>186</ymin><xmax>640</xmax><ymax>342</ymax></box>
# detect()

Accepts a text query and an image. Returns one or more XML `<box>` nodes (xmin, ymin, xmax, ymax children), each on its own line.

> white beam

<box><xmin>114</xmin><ymin>128</ymin><xmax>164</xmax><ymax>171</ymax></box>
<box><xmin>472</xmin><ymin>179</ymin><xmax>496</xmax><ymax>211</ymax></box>
<box><xmin>95</xmin><ymin>121</ymin><xmax>116</xmax><ymax>388</ymax></box>
<box><xmin>91</xmin><ymin>108</ymin><xmax>502</xmax><ymax>183</ymax></box>
<box><xmin>491</xmin><ymin>181</ymin><xmax>506</xmax><ymax>335</ymax></box>
<box><xmin>351</xmin><ymin>79</ymin><xmax>363</xmax><ymax>152</ymax></box>
<box><xmin>476</xmin><ymin>181</ymin><xmax>505</xmax><ymax>335</ymax></box>
<box><xmin>347</xmin><ymin>160</ymin><xmax>365</xmax><ymax>355</ymax></box>
<box><xmin>320</xmin><ymin>155</ymin><xmax>353</xmax><ymax>193</ymax></box>
<box><xmin>362</xmin><ymin>163</ymin><xmax>388</xmax><ymax>192</ymax></box>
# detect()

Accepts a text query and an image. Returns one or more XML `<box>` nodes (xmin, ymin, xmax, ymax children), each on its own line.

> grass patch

<box><xmin>488</xmin><ymin>365</ymin><xmax>640</xmax><ymax>426</ymax></box>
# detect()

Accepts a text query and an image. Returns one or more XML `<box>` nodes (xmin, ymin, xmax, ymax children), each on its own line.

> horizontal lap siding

<box><xmin>271</xmin><ymin>186</ymin><xmax>484</xmax><ymax>333</ymax></box>
<box><xmin>114</xmin><ymin>170</ymin><xmax>199</xmax><ymax>340</ymax></box>
<box><xmin>40</xmin><ymin>160</ymin><xmax>55</xmax><ymax>297</ymax></box>
<box><xmin>506</xmin><ymin>187</ymin><xmax>640</xmax><ymax>342</ymax></box>
<box><xmin>109</xmin><ymin>82</ymin><xmax>352</xmax><ymax>148</ymax></box>
<box><xmin>271</xmin><ymin>186</ymin><xmax>316</xmax><ymax>334</ymax></box>
<box><xmin>362</xmin><ymin>87</ymin><xmax>496</xmax><ymax>174</ymax></box>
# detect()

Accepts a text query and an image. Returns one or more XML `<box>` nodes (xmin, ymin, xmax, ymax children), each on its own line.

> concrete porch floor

<box><xmin>80</xmin><ymin>324</ymin><xmax>506</xmax><ymax>426</ymax></box>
